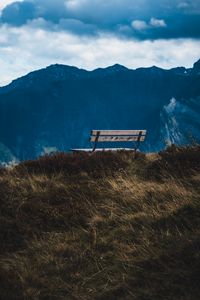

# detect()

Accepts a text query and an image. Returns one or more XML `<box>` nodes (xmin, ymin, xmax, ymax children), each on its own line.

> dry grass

<box><xmin>1</xmin><ymin>146</ymin><xmax>200</xmax><ymax>300</ymax></box>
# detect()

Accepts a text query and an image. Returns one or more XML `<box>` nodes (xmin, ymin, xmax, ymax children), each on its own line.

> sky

<box><xmin>0</xmin><ymin>0</ymin><xmax>200</xmax><ymax>86</ymax></box>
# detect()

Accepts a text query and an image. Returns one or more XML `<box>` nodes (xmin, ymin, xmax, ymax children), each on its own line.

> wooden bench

<box><xmin>71</xmin><ymin>130</ymin><xmax>147</xmax><ymax>153</ymax></box>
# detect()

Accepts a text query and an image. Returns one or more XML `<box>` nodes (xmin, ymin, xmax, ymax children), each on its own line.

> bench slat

<box><xmin>91</xmin><ymin>130</ymin><xmax>146</xmax><ymax>136</ymax></box>
<box><xmin>91</xmin><ymin>136</ymin><xmax>145</xmax><ymax>142</ymax></box>
<box><xmin>71</xmin><ymin>148</ymin><xmax>135</xmax><ymax>152</ymax></box>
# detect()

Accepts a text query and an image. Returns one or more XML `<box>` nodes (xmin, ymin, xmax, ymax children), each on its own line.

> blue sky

<box><xmin>0</xmin><ymin>0</ymin><xmax>200</xmax><ymax>86</ymax></box>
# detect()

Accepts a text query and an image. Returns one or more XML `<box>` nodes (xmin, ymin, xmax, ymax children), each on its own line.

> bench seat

<box><xmin>71</xmin><ymin>148</ymin><xmax>135</xmax><ymax>152</ymax></box>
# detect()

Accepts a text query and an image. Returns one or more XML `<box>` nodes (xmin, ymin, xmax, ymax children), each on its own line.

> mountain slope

<box><xmin>0</xmin><ymin>60</ymin><xmax>200</xmax><ymax>162</ymax></box>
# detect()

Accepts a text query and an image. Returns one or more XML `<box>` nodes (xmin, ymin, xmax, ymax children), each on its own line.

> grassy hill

<box><xmin>1</xmin><ymin>145</ymin><xmax>200</xmax><ymax>300</ymax></box>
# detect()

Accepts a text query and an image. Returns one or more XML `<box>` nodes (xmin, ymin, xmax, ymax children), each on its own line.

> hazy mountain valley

<box><xmin>0</xmin><ymin>59</ymin><xmax>200</xmax><ymax>163</ymax></box>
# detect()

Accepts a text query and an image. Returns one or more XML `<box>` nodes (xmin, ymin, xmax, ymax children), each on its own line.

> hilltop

<box><xmin>1</xmin><ymin>145</ymin><xmax>200</xmax><ymax>300</ymax></box>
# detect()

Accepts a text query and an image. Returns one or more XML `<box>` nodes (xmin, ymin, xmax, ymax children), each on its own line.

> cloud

<box><xmin>1</xmin><ymin>1</ymin><xmax>36</xmax><ymax>25</ymax></box>
<box><xmin>0</xmin><ymin>0</ymin><xmax>68</xmax><ymax>24</ymax></box>
<box><xmin>132</xmin><ymin>18</ymin><xmax>167</xmax><ymax>32</ymax></box>
<box><xmin>0</xmin><ymin>0</ymin><xmax>20</xmax><ymax>10</ymax></box>
<box><xmin>132</xmin><ymin>20</ymin><xmax>148</xmax><ymax>31</ymax></box>
<box><xmin>177</xmin><ymin>2</ymin><xmax>190</xmax><ymax>9</ymax></box>
<box><xmin>0</xmin><ymin>0</ymin><xmax>200</xmax><ymax>39</ymax></box>
<box><xmin>0</xmin><ymin>23</ymin><xmax>200</xmax><ymax>86</ymax></box>
<box><xmin>0</xmin><ymin>0</ymin><xmax>199</xmax><ymax>86</ymax></box>
<box><xmin>150</xmin><ymin>18</ymin><xmax>167</xmax><ymax>28</ymax></box>
<box><xmin>58</xmin><ymin>18</ymin><xmax>97</xmax><ymax>34</ymax></box>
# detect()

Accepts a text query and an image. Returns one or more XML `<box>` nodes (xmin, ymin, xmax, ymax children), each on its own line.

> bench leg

<box><xmin>92</xmin><ymin>131</ymin><xmax>100</xmax><ymax>152</ymax></box>
<box><xmin>134</xmin><ymin>131</ymin><xmax>142</xmax><ymax>157</ymax></box>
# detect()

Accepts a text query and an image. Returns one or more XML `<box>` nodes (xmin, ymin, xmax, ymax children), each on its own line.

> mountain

<box><xmin>0</xmin><ymin>60</ymin><xmax>200</xmax><ymax>163</ymax></box>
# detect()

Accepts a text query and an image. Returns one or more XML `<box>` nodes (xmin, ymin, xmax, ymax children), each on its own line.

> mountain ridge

<box><xmin>0</xmin><ymin>61</ymin><xmax>196</xmax><ymax>90</ymax></box>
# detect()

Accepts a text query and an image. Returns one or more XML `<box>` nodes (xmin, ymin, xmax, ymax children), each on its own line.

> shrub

<box><xmin>15</xmin><ymin>151</ymin><xmax>133</xmax><ymax>177</ymax></box>
<box><xmin>145</xmin><ymin>144</ymin><xmax>200</xmax><ymax>180</ymax></box>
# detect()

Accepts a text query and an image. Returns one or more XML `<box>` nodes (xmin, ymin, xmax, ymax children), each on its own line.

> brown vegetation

<box><xmin>1</xmin><ymin>145</ymin><xmax>200</xmax><ymax>300</ymax></box>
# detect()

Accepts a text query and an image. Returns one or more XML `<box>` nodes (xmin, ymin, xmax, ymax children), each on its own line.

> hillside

<box><xmin>0</xmin><ymin>59</ymin><xmax>200</xmax><ymax>163</ymax></box>
<box><xmin>1</xmin><ymin>145</ymin><xmax>200</xmax><ymax>300</ymax></box>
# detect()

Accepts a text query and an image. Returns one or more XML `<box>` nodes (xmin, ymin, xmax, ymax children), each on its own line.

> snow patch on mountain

<box><xmin>160</xmin><ymin>97</ymin><xmax>200</xmax><ymax>146</ymax></box>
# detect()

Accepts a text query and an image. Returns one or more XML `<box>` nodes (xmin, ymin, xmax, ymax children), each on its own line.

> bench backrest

<box><xmin>90</xmin><ymin>130</ymin><xmax>147</xmax><ymax>142</ymax></box>
<box><xmin>90</xmin><ymin>130</ymin><xmax>147</xmax><ymax>152</ymax></box>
